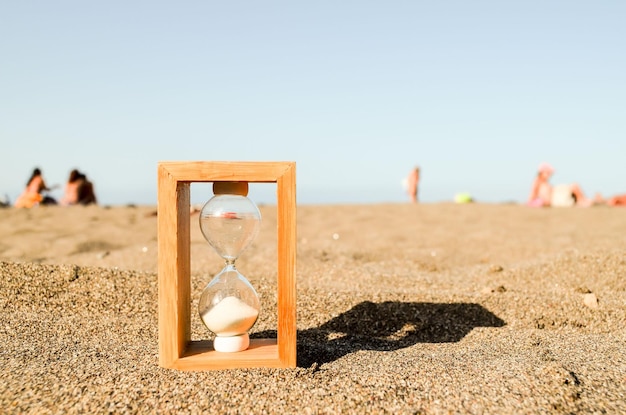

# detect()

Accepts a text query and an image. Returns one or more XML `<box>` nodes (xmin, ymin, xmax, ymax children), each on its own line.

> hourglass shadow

<box><xmin>252</xmin><ymin>301</ymin><xmax>505</xmax><ymax>367</ymax></box>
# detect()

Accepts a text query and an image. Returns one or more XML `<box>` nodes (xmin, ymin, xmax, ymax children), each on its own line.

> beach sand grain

<box><xmin>1</xmin><ymin>203</ymin><xmax>625</xmax><ymax>413</ymax></box>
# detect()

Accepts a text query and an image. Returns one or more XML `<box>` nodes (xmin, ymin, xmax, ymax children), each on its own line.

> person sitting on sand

<box><xmin>60</xmin><ymin>169</ymin><xmax>82</xmax><ymax>206</ymax></box>
<box><xmin>527</xmin><ymin>163</ymin><xmax>592</xmax><ymax>207</ymax></box>
<box><xmin>76</xmin><ymin>173</ymin><xmax>97</xmax><ymax>205</ymax></box>
<box><xmin>14</xmin><ymin>168</ymin><xmax>57</xmax><ymax>208</ymax></box>
<box><xmin>60</xmin><ymin>169</ymin><xmax>97</xmax><ymax>206</ymax></box>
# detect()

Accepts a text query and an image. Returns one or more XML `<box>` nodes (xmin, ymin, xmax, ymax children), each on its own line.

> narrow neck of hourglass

<box><xmin>223</xmin><ymin>259</ymin><xmax>237</xmax><ymax>268</ymax></box>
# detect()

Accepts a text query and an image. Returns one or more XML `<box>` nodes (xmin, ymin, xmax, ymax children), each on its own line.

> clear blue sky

<box><xmin>1</xmin><ymin>1</ymin><xmax>625</xmax><ymax>206</ymax></box>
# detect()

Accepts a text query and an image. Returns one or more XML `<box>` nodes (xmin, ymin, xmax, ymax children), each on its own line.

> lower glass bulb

<box><xmin>198</xmin><ymin>263</ymin><xmax>260</xmax><ymax>352</ymax></box>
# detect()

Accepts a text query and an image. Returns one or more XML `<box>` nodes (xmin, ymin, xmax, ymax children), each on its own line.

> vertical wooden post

<box><xmin>276</xmin><ymin>164</ymin><xmax>297</xmax><ymax>367</ymax></box>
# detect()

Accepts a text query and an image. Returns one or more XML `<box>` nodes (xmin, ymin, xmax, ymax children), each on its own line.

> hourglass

<box><xmin>198</xmin><ymin>181</ymin><xmax>261</xmax><ymax>352</ymax></box>
<box><xmin>157</xmin><ymin>161</ymin><xmax>296</xmax><ymax>370</ymax></box>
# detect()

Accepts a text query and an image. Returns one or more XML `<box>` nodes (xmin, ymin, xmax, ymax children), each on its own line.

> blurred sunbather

<box><xmin>60</xmin><ymin>169</ymin><xmax>82</xmax><ymax>206</ymax></box>
<box><xmin>594</xmin><ymin>193</ymin><xmax>626</xmax><ymax>207</ymax></box>
<box><xmin>527</xmin><ymin>163</ymin><xmax>592</xmax><ymax>207</ymax></box>
<box><xmin>60</xmin><ymin>169</ymin><xmax>97</xmax><ymax>206</ymax></box>
<box><xmin>14</xmin><ymin>168</ymin><xmax>57</xmax><ymax>208</ymax></box>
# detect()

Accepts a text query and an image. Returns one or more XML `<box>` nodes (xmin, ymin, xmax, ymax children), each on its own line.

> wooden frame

<box><xmin>157</xmin><ymin>161</ymin><xmax>296</xmax><ymax>370</ymax></box>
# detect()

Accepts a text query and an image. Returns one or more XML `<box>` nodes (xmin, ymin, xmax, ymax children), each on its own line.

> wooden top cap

<box><xmin>212</xmin><ymin>181</ymin><xmax>249</xmax><ymax>196</ymax></box>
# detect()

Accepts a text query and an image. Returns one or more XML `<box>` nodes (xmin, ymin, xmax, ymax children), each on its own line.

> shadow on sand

<box><xmin>252</xmin><ymin>300</ymin><xmax>506</xmax><ymax>367</ymax></box>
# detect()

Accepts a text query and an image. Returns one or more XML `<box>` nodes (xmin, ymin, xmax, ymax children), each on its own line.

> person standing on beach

<box><xmin>406</xmin><ymin>166</ymin><xmax>420</xmax><ymax>203</ymax></box>
<box><xmin>14</xmin><ymin>168</ymin><xmax>57</xmax><ymax>208</ymax></box>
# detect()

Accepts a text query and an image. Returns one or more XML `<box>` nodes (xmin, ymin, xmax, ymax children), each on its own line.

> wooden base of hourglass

<box><xmin>157</xmin><ymin>161</ymin><xmax>297</xmax><ymax>371</ymax></box>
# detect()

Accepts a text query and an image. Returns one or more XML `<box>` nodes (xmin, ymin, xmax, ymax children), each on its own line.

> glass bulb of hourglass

<box><xmin>198</xmin><ymin>263</ymin><xmax>260</xmax><ymax>348</ymax></box>
<box><xmin>198</xmin><ymin>189</ymin><xmax>262</xmax><ymax>352</ymax></box>
<box><xmin>199</xmin><ymin>194</ymin><xmax>261</xmax><ymax>260</ymax></box>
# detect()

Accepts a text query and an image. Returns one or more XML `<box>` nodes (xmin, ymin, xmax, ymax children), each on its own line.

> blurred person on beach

<box><xmin>77</xmin><ymin>172</ymin><xmax>97</xmax><ymax>205</ymax></box>
<box><xmin>60</xmin><ymin>169</ymin><xmax>82</xmax><ymax>206</ymax></box>
<box><xmin>606</xmin><ymin>194</ymin><xmax>626</xmax><ymax>206</ymax></box>
<box><xmin>594</xmin><ymin>193</ymin><xmax>626</xmax><ymax>207</ymax></box>
<box><xmin>527</xmin><ymin>163</ymin><xmax>592</xmax><ymax>207</ymax></box>
<box><xmin>405</xmin><ymin>166</ymin><xmax>420</xmax><ymax>203</ymax></box>
<box><xmin>14</xmin><ymin>168</ymin><xmax>57</xmax><ymax>208</ymax></box>
<box><xmin>60</xmin><ymin>169</ymin><xmax>97</xmax><ymax>206</ymax></box>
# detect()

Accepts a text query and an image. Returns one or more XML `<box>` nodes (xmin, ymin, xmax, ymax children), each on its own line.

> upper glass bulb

<box><xmin>199</xmin><ymin>194</ymin><xmax>261</xmax><ymax>261</ymax></box>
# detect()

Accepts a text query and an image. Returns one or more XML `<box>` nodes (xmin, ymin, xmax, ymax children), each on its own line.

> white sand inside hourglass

<box><xmin>200</xmin><ymin>296</ymin><xmax>259</xmax><ymax>336</ymax></box>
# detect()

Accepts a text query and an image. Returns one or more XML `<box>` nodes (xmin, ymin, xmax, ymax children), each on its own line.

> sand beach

<box><xmin>1</xmin><ymin>203</ymin><xmax>625</xmax><ymax>414</ymax></box>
